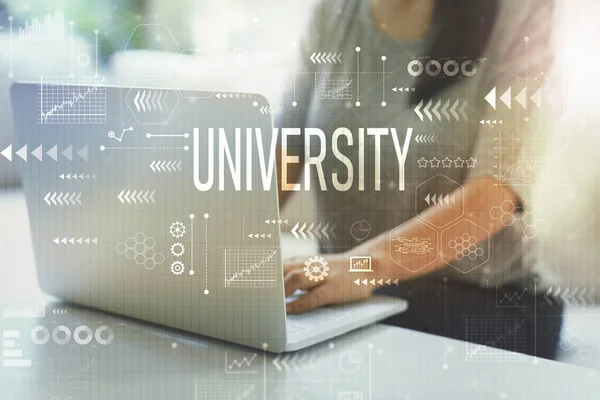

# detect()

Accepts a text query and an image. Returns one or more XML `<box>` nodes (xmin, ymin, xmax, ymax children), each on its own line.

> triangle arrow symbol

<box><xmin>16</xmin><ymin>145</ymin><xmax>27</xmax><ymax>162</ymax></box>
<box><xmin>530</xmin><ymin>88</ymin><xmax>543</xmax><ymax>108</ymax></box>
<box><xmin>515</xmin><ymin>87</ymin><xmax>528</xmax><ymax>110</ymax></box>
<box><xmin>484</xmin><ymin>87</ymin><xmax>496</xmax><ymax>109</ymax></box>
<box><xmin>46</xmin><ymin>145</ymin><xmax>58</xmax><ymax>161</ymax></box>
<box><xmin>500</xmin><ymin>87</ymin><xmax>512</xmax><ymax>109</ymax></box>
<box><xmin>31</xmin><ymin>145</ymin><xmax>43</xmax><ymax>161</ymax></box>
<box><xmin>354</xmin><ymin>279</ymin><xmax>360</xmax><ymax>286</ymax></box>
<box><xmin>0</xmin><ymin>144</ymin><xmax>11</xmax><ymax>162</ymax></box>
<box><xmin>53</xmin><ymin>238</ymin><xmax>59</xmax><ymax>244</ymax></box>
<box><xmin>61</xmin><ymin>145</ymin><xmax>73</xmax><ymax>161</ymax></box>
<box><xmin>77</xmin><ymin>146</ymin><xmax>88</xmax><ymax>162</ymax></box>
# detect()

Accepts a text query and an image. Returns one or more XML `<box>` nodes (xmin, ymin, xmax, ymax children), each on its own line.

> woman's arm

<box><xmin>284</xmin><ymin>176</ymin><xmax>518</xmax><ymax>314</ymax></box>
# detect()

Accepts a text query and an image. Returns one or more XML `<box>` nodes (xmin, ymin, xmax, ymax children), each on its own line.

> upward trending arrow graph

<box><xmin>40</xmin><ymin>76</ymin><xmax>107</xmax><ymax>123</ymax></box>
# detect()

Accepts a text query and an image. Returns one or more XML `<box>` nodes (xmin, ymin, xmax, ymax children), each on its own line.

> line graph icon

<box><xmin>39</xmin><ymin>76</ymin><xmax>107</xmax><ymax>124</ymax></box>
<box><xmin>224</xmin><ymin>351</ymin><xmax>258</xmax><ymax>374</ymax></box>
<box><xmin>321</xmin><ymin>78</ymin><xmax>353</xmax><ymax>100</ymax></box>
<box><xmin>496</xmin><ymin>286</ymin><xmax>530</xmax><ymax>308</ymax></box>
<box><xmin>465</xmin><ymin>316</ymin><xmax>526</xmax><ymax>362</ymax></box>
<box><xmin>222</xmin><ymin>247</ymin><xmax>278</xmax><ymax>288</ymax></box>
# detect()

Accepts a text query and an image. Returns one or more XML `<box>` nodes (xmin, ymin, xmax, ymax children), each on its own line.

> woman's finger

<box><xmin>284</xmin><ymin>268</ymin><xmax>323</xmax><ymax>297</ymax></box>
<box><xmin>286</xmin><ymin>285</ymin><xmax>329</xmax><ymax>314</ymax></box>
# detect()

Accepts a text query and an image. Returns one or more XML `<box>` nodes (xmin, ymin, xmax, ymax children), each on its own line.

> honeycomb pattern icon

<box><xmin>489</xmin><ymin>200</ymin><xmax>548</xmax><ymax>239</ymax></box>
<box><xmin>116</xmin><ymin>233</ymin><xmax>165</xmax><ymax>270</ymax></box>
<box><xmin>448</xmin><ymin>233</ymin><xmax>484</xmax><ymax>261</ymax></box>
<box><xmin>551</xmin><ymin>324</ymin><xmax>591</xmax><ymax>360</ymax></box>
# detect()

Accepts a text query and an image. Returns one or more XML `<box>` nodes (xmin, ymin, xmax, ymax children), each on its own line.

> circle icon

<box><xmin>338</xmin><ymin>350</ymin><xmax>363</xmax><ymax>374</ymax></box>
<box><xmin>169</xmin><ymin>221</ymin><xmax>186</xmax><ymax>238</ymax></box>
<box><xmin>31</xmin><ymin>326</ymin><xmax>50</xmax><ymax>345</ymax></box>
<box><xmin>170</xmin><ymin>243</ymin><xmax>185</xmax><ymax>257</ymax></box>
<box><xmin>303</xmin><ymin>256</ymin><xmax>329</xmax><ymax>282</ymax></box>
<box><xmin>51</xmin><ymin>326</ymin><xmax>72</xmax><ymax>345</ymax></box>
<box><xmin>171</xmin><ymin>261</ymin><xmax>185</xmax><ymax>275</ymax></box>
<box><xmin>350</xmin><ymin>220</ymin><xmax>371</xmax><ymax>241</ymax></box>
<box><xmin>95</xmin><ymin>325</ymin><xmax>115</xmax><ymax>345</ymax></box>
<box><xmin>73</xmin><ymin>325</ymin><xmax>94</xmax><ymax>345</ymax></box>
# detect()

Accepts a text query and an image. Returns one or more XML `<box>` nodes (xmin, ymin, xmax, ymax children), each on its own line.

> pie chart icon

<box><xmin>338</xmin><ymin>350</ymin><xmax>364</xmax><ymax>374</ymax></box>
<box><xmin>350</xmin><ymin>220</ymin><xmax>371</xmax><ymax>241</ymax></box>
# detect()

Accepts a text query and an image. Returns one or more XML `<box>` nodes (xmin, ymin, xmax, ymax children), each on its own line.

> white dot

<box><xmin>184</xmin><ymin>133</ymin><xmax>189</xmax><ymax>138</ymax></box>
<box><xmin>100</xmin><ymin>145</ymin><xmax>105</xmax><ymax>151</ymax></box>
<box><xmin>524</xmin><ymin>36</ymin><xmax>530</xmax><ymax>42</ymax></box>
<box><xmin>253</xmin><ymin>101</ymin><xmax>258</xmax><ymax>107</ymax></box>
<box><xmin>381</xmin><ymin>101</ymin><xmax>387</xmax><ymax>107</ymax></box>
<box><xmin>146</xmin><ymin>133</ymin><xmax>151</xmax><ymax>138</ymax></box>
<box><xmin>8</xmin><ymin>74</ymin><xmax>13</xmax><ymax>79</ymax></box>
<box><xmin>355</xmin><ymin>101</ymin><xmax>361</xmax><ymax>107</ymax></box>
<box><xmin>292</xmin><ymin>101</ymin><xmax>297</xmax><ymax>107</ymax></box>
<box><xmin>442</xmin><ymin>363</ymin><xmax>448</xmax><ymax>370</ymax></box>
<box><xmin>189</xmin><ymin>214</ymin><xmax>195</xmax><ymax>219</ymax></box>
<box><xmin>328</xmin><ymin>342</ymin><xmax>335</xmax><ymax>349</ymax></box>
<box><xmin>524</xmin><ymin>117</ymin><xmax>529</xmax><ymax>122</ymax></box>
<box><xmin>381</xmin><ymin>56</ymin><xmax>387</xmax><ymax>61</ymax></box>
<box><xmin>94</xmin><ymin>29</ymin><xmax>99</xmax><ymax>34</ymax></box>
<box><xmin>189</xmin><ymin>270</ymin><xmax>195</xmax><ymax>275</ymax></box>
<box><xmin>533</xmin><ymin>358</ymin><xmax>538</xmax><ymax>364</ymax></box>
<box><xmin>184</xmin><ymin>146</ymin><xmax>189</xmax><ymax>151</ymax></box>
<box><xmin>171</xmin><ymin>342</ymin><xmax>178</xmax><ymax>349</ymax></box>
<box><xmin>204</xmin><ymin>289</ymin><xmax>209</xmax><ymax>295</ymax></box>
<box><xmin>262</xmin><ymin>342</ymin><xmax>269</xmax><ymax>350</ymax></box>
<box><xmin>204</xmin><ymin>213</ymin><xmax>209</xmax><ymax>219</ymax></box>
<box><xmin>355</xmin><ymin>47</ymin><xmax>361</xmax><ymax>52</ymax></box>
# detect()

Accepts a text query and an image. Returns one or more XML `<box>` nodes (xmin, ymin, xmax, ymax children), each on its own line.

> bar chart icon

<box><xmin>349</xmin><ymin>256</ymin><xmax>372</xmax><ymax>272</ymax></box>
<box><xmin>18</xmin><ymin>10</ymin><xmax>65</xmax><ymax>41</ymax></box>
<box><xmin>2</xmin><ymin>330</ymin><xmax>32</xmax><ymax>367</ymax></box>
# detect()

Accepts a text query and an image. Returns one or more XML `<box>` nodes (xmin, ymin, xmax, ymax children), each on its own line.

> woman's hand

<box><xmin>283</xmin><ymin>252</ymin><xmax>379</xmax><ymax>314</ymax></box>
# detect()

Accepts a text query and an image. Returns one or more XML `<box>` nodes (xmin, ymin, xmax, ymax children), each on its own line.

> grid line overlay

<box><xmin>222</xmin><ymin>247</ymin><xmax>278</xmax><ymax>288</ymax></box>
<box><xmin>465</xmin><ymin>316</ymin><xmax>526</xmax><ymax>362</ymax></box>
<box><xmin>195</xmin><ymin>382</ymin><xmax>256</xmax><ymax>400</ymax></box>
<box><xmin>320</xmin><ymin>78</ymin><xmax>353</xmax><ymax>100</ymax></box>
<box><xmin>38</xmin><ymin>75</ymin><xmax>107</xmax><ymax>124</ymax></box>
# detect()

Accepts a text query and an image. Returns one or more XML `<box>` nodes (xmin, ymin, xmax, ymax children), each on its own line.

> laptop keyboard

<box><xmin>286</xmin><ymin>305</ymin><xmax>354</xmax><ymax>334</ymax></box>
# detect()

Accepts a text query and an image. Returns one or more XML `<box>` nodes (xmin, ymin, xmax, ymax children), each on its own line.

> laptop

<box><xmin>10</xmin><ymin>81</ymin><xmax>407</xmax><ymax>352</ymax></box>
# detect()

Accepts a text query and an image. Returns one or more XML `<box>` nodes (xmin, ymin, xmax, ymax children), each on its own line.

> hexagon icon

<box><xmin>441</xmin><ymin>219</ymin><xmax>490</xmax><ymax>273</ymax></box>
<box><xmin>389</xmin><ymin>219</ymin><xmax>438</xmax><ymax>272</ymax></box>
<box><xmin>144</xmin><ymin>258</ymin><xmax>156</xmax><ymax>270</ymax></box>
<box><xmin>125</xmin><ymin>24</ymin><xmax>179</xmax><ymax>54</ymax></box>
<box><xmin>126</xmin><ymin>75</ymin><xmax>180</xmax><ymax>125</ymax></box>
<box><xmin>415</xmin><ymin>174</ymin><xmax>464</xmax><ymax>228</ymax></box>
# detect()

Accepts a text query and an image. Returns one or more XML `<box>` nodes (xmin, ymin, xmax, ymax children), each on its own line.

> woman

<box><xmin>277</xmin><ymin>0</ymin><xmax>562</xmax><ymax>360</ymax></box>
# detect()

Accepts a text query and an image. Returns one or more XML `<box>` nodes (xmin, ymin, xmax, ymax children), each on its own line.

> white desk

<box><xmin>1</xmin><ymin>189</ymin><xmax>599</xmax><ymax>399</ymax></box>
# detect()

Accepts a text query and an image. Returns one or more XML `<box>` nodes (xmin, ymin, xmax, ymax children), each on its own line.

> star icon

<box><xmin>454</xmin><ymin>157</ymin><xmax>465</xmax><ymax>168</ymax></box>
<box><xmin>466</xmin><ymin>157</ymin><xmax>477</xmax><ymax>168</ymax></box>
<box><xmin>418</xmin><ymin>157</ymin><xmax>429</xmax><ymax>168</ymax></box>
<box><xmin>430</xmin><ymin>157</ymin><xmax>441</xmax><ymax>168</ymax></box>
<box><xmin>441</xmin><ymin>157</ymin><xmax>452</xmax><ymax>168</ymax></box>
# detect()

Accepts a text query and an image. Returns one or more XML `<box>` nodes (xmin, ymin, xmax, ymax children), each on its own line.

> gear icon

<box><xmin>170</xmin><ymin>243</ymin><xmax>185</xmax><ymax>257</ymax></box>
<box><xmin>169</xmin><ymin>221</ymin><xmax>186</xmax><ymax>238</ymax></box>
<box><xmin>303</xmin><ymin>256</ymin><xmax>329</xmax><ymax>282</ymax></box>
<box><xmin>170</xmin><ymin>261</ymin><xmax>185</xmax><ymax>275</ymax></box>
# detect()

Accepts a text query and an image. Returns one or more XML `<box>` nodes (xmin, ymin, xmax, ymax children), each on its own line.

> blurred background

<box><xmin>0</xmin><ymin>0</ymin><xmax>599</xmax><ymax>368</ymax></box>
